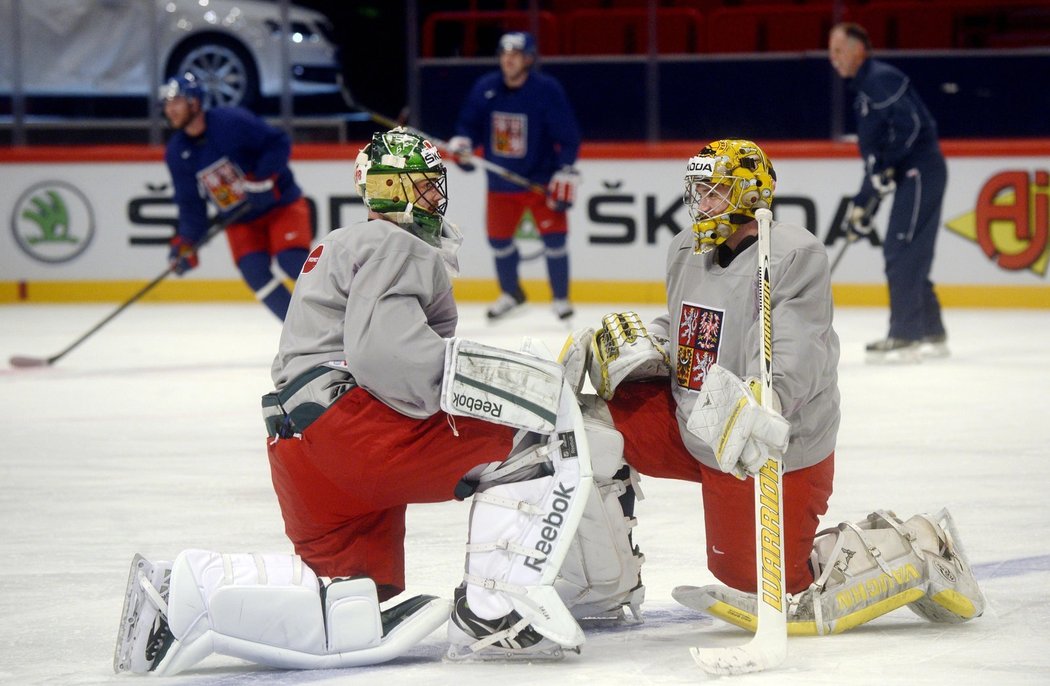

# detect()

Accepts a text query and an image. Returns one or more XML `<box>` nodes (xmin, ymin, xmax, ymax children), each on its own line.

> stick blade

<box><xmin>9</xmin><ymin>355</ymin><xmax>52</xmax><ymax>368</ymax></box>
<box><xmin>691</xmin><ymin>640</ymin><xmax>786</xmax><ymax>675</ymax></box>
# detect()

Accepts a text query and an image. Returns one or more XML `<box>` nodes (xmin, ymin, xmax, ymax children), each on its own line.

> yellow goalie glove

<box><xmin>560</xmin><ymin>312</ymin><xmax>671</xmax><ymax>400</ymax></box>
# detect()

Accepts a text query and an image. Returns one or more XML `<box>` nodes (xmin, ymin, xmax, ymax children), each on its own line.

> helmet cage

<box><xmin>363</xmin><ymin>170</ymin><xmax>448</xmax><ymax>243</ymax></box>
<box><xmin>683</xmin><ymin>139</ymin><xmax>775</xmax><ymax>254</ymax></box>
<box><xmin>355</xmin><ymin>128</ymin><xmax>450</xmax><ymax>241</ymax></box>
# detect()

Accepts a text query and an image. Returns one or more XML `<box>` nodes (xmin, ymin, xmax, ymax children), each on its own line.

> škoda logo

<box><xmin>12</xmin><ymin>181</ymin><xmax>95</xmax><ymax>264</ymax></box>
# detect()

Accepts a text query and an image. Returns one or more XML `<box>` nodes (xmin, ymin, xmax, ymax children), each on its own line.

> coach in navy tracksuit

<box><xmin>830</xmin><ymin>23</ymin><xmax>949</xmax><ymax>363</ymax></box>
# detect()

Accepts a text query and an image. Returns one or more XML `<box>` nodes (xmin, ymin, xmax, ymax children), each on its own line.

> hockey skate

<box><xmin>918</xmin><ymin>334</ymin><xmax>950</xmax><ymax>359</ymax></box>
<box><xmin>113</xmin><ymin>554</ymin><xmax>174</xmax><ymax>674</ymax></box>
<box><xmin>486</xmin><ymin>291</ymin><xmax>526</xmax><ymax>320</ymax></box>
<box><xmin>552</xmin><ymin>298</ymin><xmax>575</xmax><ymax>322</ymax></box>
<box><xmin>865</xmin><ymin>337</ymin><xmax>922</xmax><ymax>364</ymax></box>
<box><xmin>445</xmin><ymin>584</ymin><xmax>570</xmax><ymax>662</ymax></box>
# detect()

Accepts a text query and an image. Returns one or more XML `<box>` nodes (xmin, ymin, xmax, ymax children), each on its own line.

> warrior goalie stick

<box><xmin>692</xmin><ymin>207</ymin><xmax>788</xmax><ymax>675</ymax></box>
<box><xmin>9</xmin><ymin>207</ymin><xmax>247</xmax><ymax>369</ymax></box>
<box><xmin>336</xmin><ymin>76</ymin><xmax>549</xmax><ymax>198</ymax></box>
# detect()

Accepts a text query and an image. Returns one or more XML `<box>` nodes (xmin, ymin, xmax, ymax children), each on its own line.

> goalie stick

<box><xmin>9</xmin><ymin>207</ymin><xmax>247</xmax><ymax>369</ymax></box>
<box><xmin>692</xmin><ymin>207</ymin><xmax>788</xmax><ymax>675</ymax></box>
<box><xmin>336</xmin><ymin>76</ymin><xmax>548</xmax><ymax>197</ymax></box>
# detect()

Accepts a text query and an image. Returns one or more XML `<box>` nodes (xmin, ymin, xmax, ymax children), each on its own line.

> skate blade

<box><xmin>113</xmin><ymin>554</ymin><xmax>150</xmax><ymax>673</ymax></box>
<box><xmin>444</xmin><ymin>642</ymin><xmax>570</xmax><ymax>662</ymax></box>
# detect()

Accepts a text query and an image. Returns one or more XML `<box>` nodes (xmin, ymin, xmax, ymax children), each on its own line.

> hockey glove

<box><xmin>843</xmin><ymin>200</ymin><xmax>876</xmax><ymax>238</ymax></box>
<box><xmin>447</xmin><ymin>136</ymin><xmax>475</xmax><ymax>172</ymax></box>
<box><xmin>168</xmin><ymin>235</ymin><xmax>199</xmax><ymax>275</ymax></box>
<box><xmin>686</xmin><ymin>364</ymin><xmax>790</xmax><ymax>479</ymax></box>
<box><xmin>871</xmin><ymin>167</ymin><xmax>896</xmax><ymax>197</ymax></box>
<box><xmin>547</xmin><ymin>166</ymin><xmax>580</xmax><ymax>212</ymax></box>
<box><xmin>243</xmin><ymin>177</ymin><xmax>279</xmax><ymax>213</ymax></box>
<box><xmin>590</xmin><ymin>311</ymin><xmax>671</xmax><ymax>400</ymax></box>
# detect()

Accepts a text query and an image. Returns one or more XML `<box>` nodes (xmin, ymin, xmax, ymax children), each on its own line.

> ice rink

<box><xmin>1</xmin><ymin>301</ymin><xmax>1048</xmax><ymax>685</ymax></box>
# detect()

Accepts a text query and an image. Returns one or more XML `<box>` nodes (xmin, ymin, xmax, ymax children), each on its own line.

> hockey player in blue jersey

<box><xmin>159</xmin><ymin>73</ymin><xmax>312</xmax><ymax>320</ymax></box>
<box><xmin>829</xmin><ymin>23</ymin><xmax>949</xmax><ymax>363</ymax></box>
<box><xmin>449</xmin><ymin>31</ymin><xmax>581</xmax><ymax>321</ymax></box>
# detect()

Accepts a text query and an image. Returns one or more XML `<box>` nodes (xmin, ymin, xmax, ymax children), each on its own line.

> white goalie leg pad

<box><xmin>673</xmin><ymin>508</ymin><xmax>984</xmax><ymax>636</ymax></box>
<box><xmin>556</xmin><ymin>397</ymin><xmax>645</xmax><ymax>621</ymax></box>
<box><xmin>154</xmin><ymin>549</ymin><xmax>449</xmax><ymax>675</ymax></box>
<box><xmin>441</xmin><ymin>337</ymin><xmax>564</xmax><ymax>433</ymax></box>
<box><xmin>455</xmin><ymin>380</ymin><xmax>594</xmax><ymax>654</ymax></box>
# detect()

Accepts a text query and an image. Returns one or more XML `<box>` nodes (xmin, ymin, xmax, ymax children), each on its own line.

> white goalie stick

<box><xmin>692</xmin><ymin>207</ymin><xmax>788</xmax><ymax>675</ymax></box>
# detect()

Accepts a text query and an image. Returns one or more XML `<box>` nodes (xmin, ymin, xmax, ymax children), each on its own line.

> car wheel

<box><xmin>169</xmin><ymin>38</ymin><xmax>259</xmax><ymax>110</ymax></box>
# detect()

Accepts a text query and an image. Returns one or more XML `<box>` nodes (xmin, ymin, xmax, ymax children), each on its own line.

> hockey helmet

<box><xmin>498</xmin><ymin>31</ymin><xmax>537</xmax><ymax>56</ymax></box>
<box><xmin>354</xmin><ymin>127</ymin><xmax>462</xmax><ymax>270</ymax></box>
<box><xmin>158</xmin><ymin>72</ymin><xmax>205</xmax><ymax>104</ymax></box>
<box><xmin>683</xmin><ymin>139</ymin><xmax>776</xmax><ymax>254</ymax></box>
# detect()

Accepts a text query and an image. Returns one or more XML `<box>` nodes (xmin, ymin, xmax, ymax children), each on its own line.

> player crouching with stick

<box><xmin>561</xmin><ymin>140</ymin><xmax>984</xmax><ymax>669</ymax></box>
<box><xmin>113</xmin><ymin>129</ymin><xmax>645</xmax><ymax>676</ymax></box>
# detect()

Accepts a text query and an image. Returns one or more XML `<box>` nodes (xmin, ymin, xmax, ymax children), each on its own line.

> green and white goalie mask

<box><xmin>354</xmin><ymin>127</ymin><xmax>463</xmax><ymax>273</ymax></box>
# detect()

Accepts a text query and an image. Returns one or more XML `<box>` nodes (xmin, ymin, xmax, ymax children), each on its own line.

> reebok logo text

<box><xmin>452</xmin><ymin>392</ymin><xmax>503</xmax><ymax>419</ymax></box>
<box><xmin>523</xmin><ymin>482</ymin><xmax>576</xmax><ymax>572</ymax></box>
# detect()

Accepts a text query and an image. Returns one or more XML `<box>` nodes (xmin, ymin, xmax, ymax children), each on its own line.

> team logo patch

<box><xmin>301</xmin><ymin>244</ymin><xmax>324</xmax><ymax>274</ymax></box>
<box><xmin>676</xmin><ymin>301</ymin><xmax>724</xmax><ymax>392</ymax></box>
<box><xmin>491</xmin><ymin>111</ymin><xmax>527</xmax><ymax>158</ymax></box>
<box><xmin>196</xmin><ymin>157</ymin><xmax>246</xmax><ymax>211</ymax></box>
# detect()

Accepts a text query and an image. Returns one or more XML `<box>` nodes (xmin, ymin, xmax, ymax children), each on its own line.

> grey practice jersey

<box><xmin>271</xmin><ymin>218</ymin><xmax>457</xmax><ymax>419</ymax></box>
<box><xmin>651</xmin><ymin>221</ymin><xmax>840</xmax><ymax>472</ymax></box>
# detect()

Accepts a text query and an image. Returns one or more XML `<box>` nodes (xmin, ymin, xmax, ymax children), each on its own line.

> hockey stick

<box><xmin>336</xmin><ymin>76</ymin><xmax>548</xmax><ymax>197</ymax></box>
<box><xmin>830</xmin><ymin>192</ymin><xmax>882</xmax><ymax>275</ymax></box>
<box><xmin>692</xmin><ymin>207</ymin><xmax>788</xmax><ymax>675</ymax></box>
<box><xmin>9</xmin><ymin>207</ymin><xmax>248</xmax><ymax>368</ymax></box>
<box><xmin>828</xmin><ymin>236</ymin><xmax>852</xmax><ymax>275</ymax></box>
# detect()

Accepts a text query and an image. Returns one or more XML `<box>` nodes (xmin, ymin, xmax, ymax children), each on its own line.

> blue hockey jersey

<box><xmin>454</xmin><ymin>69</ymin><xmax>581</xmax><ymax>193</ymax></box>
<box><xmin>164</xmin><ymin>107</ymin><xmax>302</xmax><ymax>243</ymax></box>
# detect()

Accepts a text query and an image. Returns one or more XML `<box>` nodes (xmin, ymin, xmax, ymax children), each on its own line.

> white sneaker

<box><xmin>113</xmin><ymin>555</ymin><xmax>174</xmax><ymax>674</ymax></box>
<box><xmin>552</xmin><ymin>299</ymin><xmax>575</xmax><ymax>321</ymax></box>
<box><xmin>486</xmin><ymin>291</ymin><xmax>526</xmax><ymax>320</ymax></box>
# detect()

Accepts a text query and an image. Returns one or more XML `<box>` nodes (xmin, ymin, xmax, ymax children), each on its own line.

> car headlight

<box><xmin>263</xmin><ymin>19</ymin><xmax>322</xmax><ymax>43</ymax></box>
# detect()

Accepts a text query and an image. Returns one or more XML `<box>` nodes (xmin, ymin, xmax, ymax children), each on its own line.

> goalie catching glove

<box><xmin>561</xmin><ymin>312</ymin><xmax>671</xmax><ymax>400</ymax></box>
<box><xmin>686</xmin><ymin>364</ymin><xmax>790</xmax><ymax>478</ymax></box>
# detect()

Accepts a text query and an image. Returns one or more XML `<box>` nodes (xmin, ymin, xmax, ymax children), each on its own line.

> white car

<box><xmin>0</xmin><ymin>0</ymin><xmax>340</xmax><ymax>110</ymax></box>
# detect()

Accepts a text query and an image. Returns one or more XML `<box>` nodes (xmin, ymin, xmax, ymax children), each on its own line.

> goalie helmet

<box><xmin>158</xmin><ymin>72</ymin><xmax>204</xmax><ymax>104</ymax></box>
<box><xmin>683</xmin><ymin>139</ymin><xmax>776</xmax><ymax>254</ymax></box>
<box><xmin>354</xmin><ymin>127</ymin><xmax>462</xmax><ymax>272</ymax></box>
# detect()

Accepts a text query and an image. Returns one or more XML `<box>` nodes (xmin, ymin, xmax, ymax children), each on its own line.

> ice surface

<box><xmin>1</xmin><ymin>302</ymin><xmax>1048</xmax><ymax>684</ymax></box>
